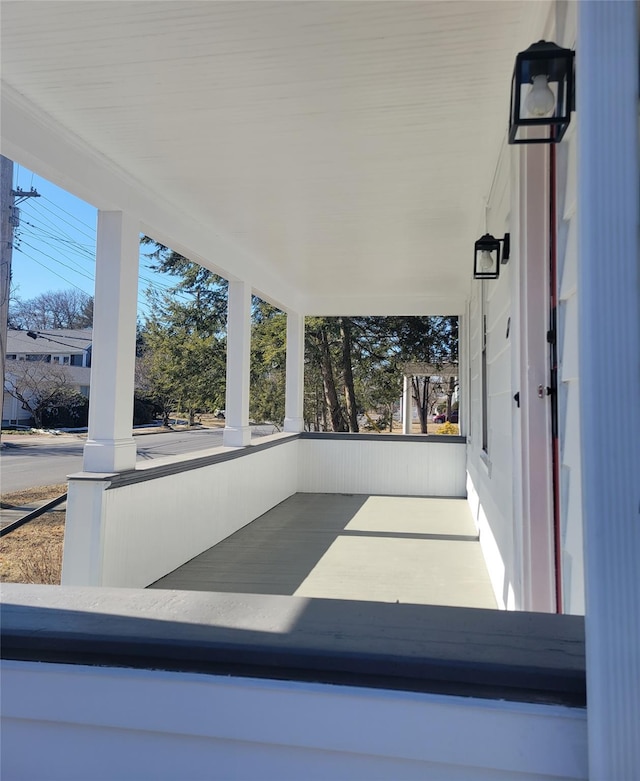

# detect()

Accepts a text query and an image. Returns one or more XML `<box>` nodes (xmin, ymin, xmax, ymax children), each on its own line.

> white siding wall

<box><xmin>467</xmin><ymin>4</ymin><xmax>585</xmax><ymax>615</ymax></box>
<box><xmin>554</xmin><ymin>3</ymin><xmax>584</xmax><ymax>615</ymax></box>
<box><xmin>2</xmin><ymin>389</ymin><xmax>30</xmax><ymax>424</ymax></box>
<box><xmin>1</xmin><ymin>660</ymin><xmax>588</xmax><ymax>781</ymax></box>
<box><xmin>466</xmin><ymin>148</ymin><xmax>519</xmax><ymax>610</ymax></box>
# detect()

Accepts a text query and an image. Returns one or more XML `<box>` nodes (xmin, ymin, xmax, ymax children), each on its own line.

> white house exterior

<box><xmin>1</xmin><ymin>2</ymin><xmax>638</xmax><ymax>779</ymax></box>
<box><xmin>2</xmin><ymin>328</ymin><xmax>92</xmax><ymax>424</ymax></box>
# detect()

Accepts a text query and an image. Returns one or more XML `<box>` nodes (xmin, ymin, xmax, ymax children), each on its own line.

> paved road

<box><xmin>0</xmin><ymin>426</ymin><xmax>278</xmax><ymax>493</ymax></box>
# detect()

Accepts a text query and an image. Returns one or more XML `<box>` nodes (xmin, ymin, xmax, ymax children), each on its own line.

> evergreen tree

<box><xmin>139</xmin><ymin>239</ymin><xmax>227</xmax><ymax>424</ymax></box>
<box><xmin>139</xmin><ymin>236</ymin><xmax>458</xmax><ymax>434</ymax></box>
<box><xmin>250</xmin><ymin>299</ymin><xmax>286</xmax><ymax>426</ymax></box>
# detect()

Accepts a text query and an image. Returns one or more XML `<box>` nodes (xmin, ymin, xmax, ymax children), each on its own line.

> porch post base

<box><xmin>83</xmin><ymin>438</ymin><xmax>137</xmax><ymax>473</ymax></box>
<box><xmin>223</xmin><ymin>426</ymin><xmax>251</xmax><ymax>447</ymax></box>
<box><xmin>283</xmin><ymin>416</ymin><xmax>304</xmax><ymax>433</ymax></box>
<box><xmin>402</xmin><ymin>374</ymin><xmax>412</xmax><ymax>435</ymax></box>
<box><xmin>62</xmin><ymin>478</ymin><xmax>109</xmax><ymax>586</ymax></box>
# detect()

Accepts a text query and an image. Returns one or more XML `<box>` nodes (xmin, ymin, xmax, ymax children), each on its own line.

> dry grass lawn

<box><xmin>1</xmin><ymin>484</ymin><xmax>66</xmax><ymax>585</ymax></box>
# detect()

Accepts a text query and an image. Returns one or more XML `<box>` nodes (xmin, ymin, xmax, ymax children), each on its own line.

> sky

<box><xmin>10</xmin><ymin>164</ymin><xmax>185</xmax><ymax>322</ymax></box>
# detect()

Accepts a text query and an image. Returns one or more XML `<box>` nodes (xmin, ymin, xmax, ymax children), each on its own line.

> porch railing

<box><xmin>62</xmin><ymin>433</ymin><xmax>467</xmax><ymax>589</ymax></box>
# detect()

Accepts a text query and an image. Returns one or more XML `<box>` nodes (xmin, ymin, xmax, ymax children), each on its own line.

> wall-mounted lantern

<box><xmin>508</xmin><ymin>40</ymin><xmax>574</xmax><ymax>144</ymax></box>
<box><xmin>473</xmin><ymin>233</ymin><xmax>510</xmax><ymax>280</ymax></box>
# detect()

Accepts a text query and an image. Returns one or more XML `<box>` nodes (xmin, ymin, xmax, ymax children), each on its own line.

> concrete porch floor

<box><xmin>150</xmin><ymin>493</ymin><xmax>497</xmax><ymax>609</ymax></box>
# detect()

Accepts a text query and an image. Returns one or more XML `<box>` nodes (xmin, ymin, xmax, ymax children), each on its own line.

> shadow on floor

<box><xmin>150</xmin><ymin>494</ymin><xmax>369</xmax><ymax>595</ymax></box>
<box><xmin>149</xmin><ymin>493</ymin><xmax>496</xmax><ymax>609</ymax></box>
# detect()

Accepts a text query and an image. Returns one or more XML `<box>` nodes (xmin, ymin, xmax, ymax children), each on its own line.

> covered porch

<box><xmin>1</xmin><ymin>1</ymin><xmax>638</xmax><ymax>779</ymax></box>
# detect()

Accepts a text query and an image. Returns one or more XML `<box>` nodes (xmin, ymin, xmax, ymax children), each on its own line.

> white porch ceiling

<box><xmin>1</xmin><ymin>1</ymin><xmax>544</xmax><ymax>314</ymax></box>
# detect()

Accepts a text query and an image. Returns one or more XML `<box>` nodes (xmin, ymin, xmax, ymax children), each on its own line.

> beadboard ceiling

<box><xmin>1</xmin><ymin>1</ymin><xmax>544</xmax><ymax>313</ymax></box>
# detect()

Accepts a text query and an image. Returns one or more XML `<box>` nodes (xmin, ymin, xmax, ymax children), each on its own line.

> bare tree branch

<box><xmin>4</xmin><ymin>359</ymin><xmax>73</xmax><ymax>428</ymax></box>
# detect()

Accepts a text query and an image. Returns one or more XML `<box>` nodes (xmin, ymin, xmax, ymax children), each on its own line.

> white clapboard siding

<box><xmin>465</xmin><ymin>143</ymin><xmax>518</xmax><ymax>610</ymax></box>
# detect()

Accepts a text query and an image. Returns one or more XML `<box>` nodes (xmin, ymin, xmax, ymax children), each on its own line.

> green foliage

<box><xmin>133</xmin><ymin>394</ymin><xmax>159</xmax><ymax>426</ymax></box>
<box><xmin>141</xmin><ymin>237</ymin><xmax>227</xmax><ymax>331</ymax></box>
<box><xmin>40</xmin><ymin>391</ymin><xmax>89</xmax><ymax>428</ymax></box>
<box><xmin>303</xmin><ymin>315</ymin><xmax>458</xmax><ymax>433</ymax></box>
<box><xmin>250</xmin><ymin>299</ymin><xmax>286</xmax><ymax>425</ymax></box>
<box><xmin>139</xmin><ymin>237</ymin><xmax>458</xmax><ymax>435</ymax></box>
<box><xmin>142</xmin><ymin>319</ymin><xmax>226</xmax><ymax>424</ymax></box>
<box><xmin>139</xmin><ymin>239</ymin><xmax>228</xmax><ymax>423</ymax></box>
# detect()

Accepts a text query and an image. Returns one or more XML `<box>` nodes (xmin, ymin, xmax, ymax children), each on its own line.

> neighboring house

<box><xmin>1</xmin><ymin>2</ymin><xmax>638</xmax><ymax>780</ymax></box>
<box><xmin>2</xmin><ymin>328</ymin><xmax>92</xmax><ymax>425</ymax></box>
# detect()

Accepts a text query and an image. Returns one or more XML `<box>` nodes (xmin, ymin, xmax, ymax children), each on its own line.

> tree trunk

<box><xmin>412</xmin><ymin>376</ymin><xmax>429</xmax><ymax>434</ymax></box>
<box><xmin>319</xmin><ymin>327</ymin><xmax>347</xmax><ymax>432</ymax></box>
<box><xmin>446</xmin><ymin>375</ymin><xmax>455</xmax><ymax>420</ymax></box>
<box><xmin>318</xmin><ymin>382</ymin><xmax>325</xmax><ymax>431</ymax></box>
<box><xmin>339</xmin><ymin>317</ymin><xmax>359</xmax><ymax>432</ymax></box>
<box><xmin>32</xmin><ymin>405</ymin><xmax>43</xmax><ymax>429</ymax></box>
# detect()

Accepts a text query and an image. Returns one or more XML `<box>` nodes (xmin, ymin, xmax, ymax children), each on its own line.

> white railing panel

<box><xmin>64</xmin><ymin>438</ymin><xmax>299</xmax><ymax>589</ymax></box>
<box><xmin>299</xmin><ymin>436</ymin><xmax>466</xmax><ymax>497</ymax></box>
<box><xmin>103</xmin><ymin>440</ymin><xmax>299</xmax><ymax>588</ymax></box>
<box><xmin>1</xmin><ymin>660</ymin><xmax>587</xmax><ymax>781</ymax></box>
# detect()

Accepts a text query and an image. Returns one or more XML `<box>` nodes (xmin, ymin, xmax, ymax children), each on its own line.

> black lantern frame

<box><xmin>473</xmin><ymin>233</ymin><xmax>510</xmax><ymax>280</ymax></box>
<box><xmin>508</xmin><ymin>40</ymin><xmax>574</xmax><ymax>145</ymax></box>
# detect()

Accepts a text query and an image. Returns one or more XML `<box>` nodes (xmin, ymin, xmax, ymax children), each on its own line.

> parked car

<box><xmin>433</xmin><ymin>410</ymin><xmax>459</xmax><ymax>424</ymax></box>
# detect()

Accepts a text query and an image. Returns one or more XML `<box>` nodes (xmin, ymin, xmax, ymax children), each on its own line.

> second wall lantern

<box><xmin>508</xmin><ymin>40</ymin><xmax>574</xmax><ymax>144</ymax></box>
<box><xmin>474</xmin><ymin>233</ymin><xmax>510</xmax><ymax>280</ymax></box>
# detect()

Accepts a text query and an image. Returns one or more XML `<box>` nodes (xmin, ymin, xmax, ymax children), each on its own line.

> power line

<box><xmin>15</xmin><ymin>248</ymin><xmax>179</xmax><ymax>318</ymax></box>
<box><xmin>19</xmin><ymin>215</ymin><xmax>194</xmax><ymax>303</ymax></box>
<box><xmin>15</xmin><ymin>248</ymin><xmax>91</xmax><ymax>294</ymax></box>
<box><xmin>19</xmin><ymin>233</ymin><xmax>96</xmax><ymax>277</ymax></box>
<box><xmin>25</xmin><ymin>332</ymin><xmax>91</xmax><ymax>351</ymax></box>
<box><xmin>20</xmin><ymin>240</ymin><xmax>95</xmax><ymax>282</ymax></box>
<box><xmin>41</xmin><ymin>194</ymin><xmax>97</xmax><ymax>233</ymax></box>
<box><xmin>26</xmin><ymin>330</ymin><xmax>92</xmax><ymax>341</ymax></box>
<box><xmin>22</xmin><ymin>221</ymin><xmax>95</xmax><ymax>253</ymax></box>
<box><xmin>19</xmin><ymin>230</ymin><xmax>96</xmax><ymax>271</ymax></box>
<box><xmin>17</xmin><ymin>194</ymin><xmax>205</xmax><ymax>313</ymax></box>
<box><xmin>21</xmin><ymin>200</ymin><xmax>93</xmax><ymax>247</ymax></box>
<box><xmin>34</xmin><ymin>199</ymin><xmax>96</xmax><ymax>241</ymax></box>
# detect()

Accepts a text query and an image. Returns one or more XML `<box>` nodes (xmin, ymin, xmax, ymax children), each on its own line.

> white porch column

<box><xmin>402</xmin><ymin>374</ymin><xmax>412</xmax><ymax>435</ymax></box>
<box><xmin>458</xmin><ymin>310</ymin><xmax>469</xmax><ymax>438</ymax></box>
<box><xmin>83</xmin><ymin>211</ymin><xmax>139</xmax><ymax>472</ymax></box>
<box><xmin>283</xmin><ymin>310</ymin><xmax>305</xmax><ymax>433</ymax></box>
<box><xmin>223</xmin><ymin>280</ymin><xmax>252</xmax><ymax>447</ymax></box>
<box><xmin>577</xmin><ymin>3</ymin><xmax>640</xmax><ymax>779</ymax></box>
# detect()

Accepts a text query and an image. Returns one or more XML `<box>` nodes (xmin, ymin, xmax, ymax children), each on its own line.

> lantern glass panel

<box><xmin>474</xmin><ymin>246</ymin><xmax>499</xmax><ymax>279</ymax></box>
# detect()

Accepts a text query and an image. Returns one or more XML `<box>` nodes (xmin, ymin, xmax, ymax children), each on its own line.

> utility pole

<box><xmin>1</xmin><ymin>155</ymin><xmax>14</xmax><ymax>440</ymax></box>
<box><xmin>0</xmin><ymin>155</ymin><xmax>39</xmax><ymax>440</ymax></box>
